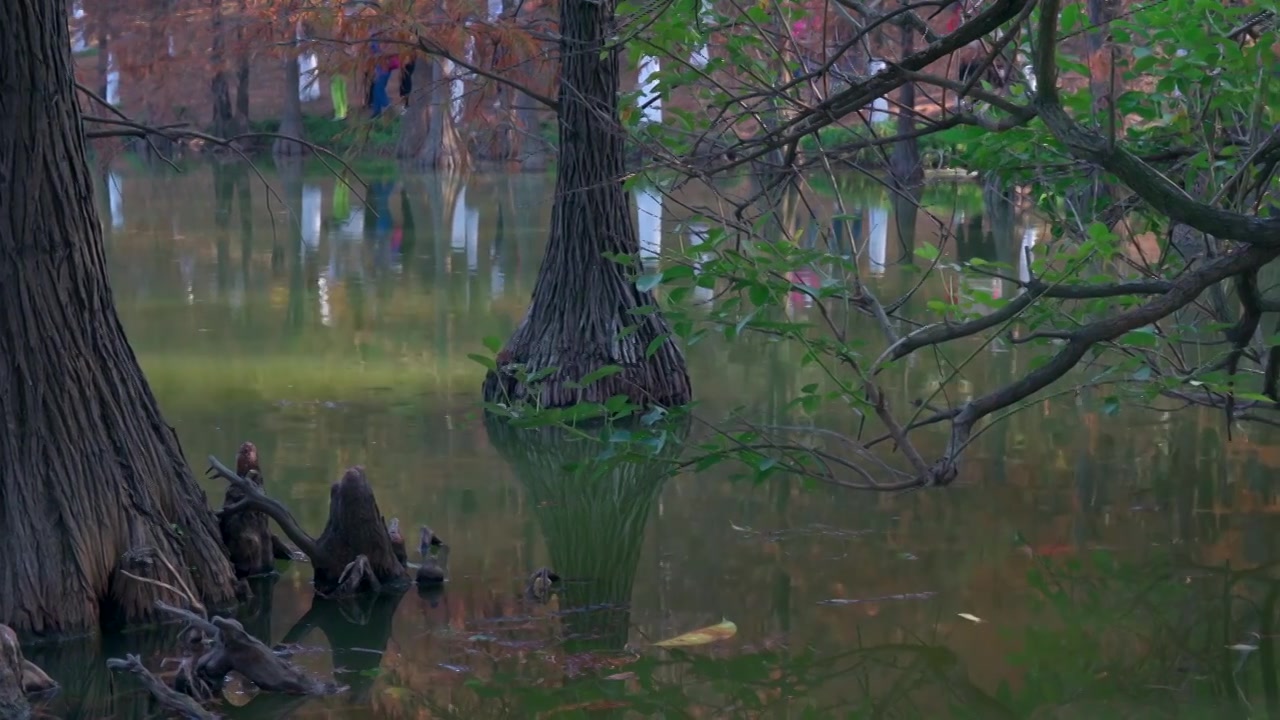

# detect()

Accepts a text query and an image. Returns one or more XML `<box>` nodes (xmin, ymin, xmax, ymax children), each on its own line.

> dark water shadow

<box><xmin>482</xmin><ymin>417</ymin><xmax>683</xmax><ymax>658</ymax></box>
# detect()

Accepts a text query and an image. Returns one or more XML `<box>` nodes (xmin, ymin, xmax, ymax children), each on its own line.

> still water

<box><xmin>31</xmin><ymin>158</ymin><xmax>1280</xmax><ymax>718</ymax></box>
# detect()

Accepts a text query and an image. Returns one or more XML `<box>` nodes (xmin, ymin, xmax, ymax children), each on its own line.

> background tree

<box><xmin>469</xmin><ymin>0</ymin><xmax>1280</xmax><ymax>494</ymax></box>
<box><xmin>480</xmin><ymin>0</ymin><xmax>693</xmax><ymax>409</ymax></box>
<box><xmin>0</xmin><ymin>0</ymin><xmax>237</xmax><ymax>634</ymax></box>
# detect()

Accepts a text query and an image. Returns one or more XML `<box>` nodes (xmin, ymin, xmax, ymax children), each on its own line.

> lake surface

<box><xmin>31</xmin><ymin>158</ymin><xmax>1280</xmax><ymax>718</ymax></box>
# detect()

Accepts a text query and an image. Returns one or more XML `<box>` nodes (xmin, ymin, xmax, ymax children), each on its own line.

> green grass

<box><xmin>137</xmin><ymin>351</ymin><xmax>483</xmax><ymax>408</ymax></box>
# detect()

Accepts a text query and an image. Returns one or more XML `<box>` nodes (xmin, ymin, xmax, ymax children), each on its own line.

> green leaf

<box><xmin>563</xmin><ymin>403</ymin><xmax>607</xmax><ymax>422</ymax></box>
<box><xmin>663</xmin><ymin>264</ymin><xmax>696</xmax><ymax>281</ymax></box>
<box><xmin>637</xmin><ymin>273</ymin><xmax>663</xmax><ymax>292</ymax></box>
<box><xmin>467</xmin><ymin>353</ymin><xmax>497</xmax><ymax>371</ymax></box>
<box><xmin>482</xmin><ymin>336</ymin><xmax>503</xmax><ymax>353</ymax></box>
<box><xmin>917</xmin><ymin>242</ymin><xmax>940</xmax><ymax>261</ymax></box>
<box><xmin>578</xmin><ymin>365</ymin><xmax>624</xmax><ymax>386</ymax></box>
<box><xmin>1102</xmin><ymin>396</ymin><xmax>1120</xmax><ymax>416</ymax></box>
<box><xmin>604</xmin><ymin>394</ymin><xmax>633</xmax><ymax>413</ymax></box>
<box><xmin>748</xmin><ymin>284</ymin><xmax>771</xmax><ymax>307</ymax></box>
<box><xmin>641</xmin><ymin>406</ymin><xmax>667</xmax><ymax>426</ymax></box>
<box><xmin>645</xmin><ymin>334</ymin><xmax>669</xmax><ymax>358</ymax></box>
<box><xmin>1119</xmin><ymin>329</ymin><xmax>1158</xmax><ymax>348</ymax></box>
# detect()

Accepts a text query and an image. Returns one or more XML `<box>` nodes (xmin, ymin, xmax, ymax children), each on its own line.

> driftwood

<box><xmin>106</xmin><ymin>654</ymin><xmax>219</xmax><ymax>720</ymax></box>
<box><xmin>0</xmin><ymin>625</ymin><xmax>56</xmax><ymax>718</ymax></box>
<box><xmin>208</xmin><ymin>458</ymin><xmax>408</xmax><ymax>597</ymax></box>
<box><xmin>217</xmin><ymin>442</ymin><xmax>304</xmax><ymax>578</ymax></box>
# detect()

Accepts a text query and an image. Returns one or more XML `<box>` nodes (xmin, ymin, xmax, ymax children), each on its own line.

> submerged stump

<box><xmin>208</xmin><ymin>458</ymin><xmax>408</xmax><ymax>597</ymax></box>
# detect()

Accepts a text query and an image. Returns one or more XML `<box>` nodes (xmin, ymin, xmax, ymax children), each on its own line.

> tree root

<box><xmin>151</xmin><ymin>602</ymin><xmax>331</xmax><ymax>696</ymax></box>
<box><xmin>330</xmin><ymin>555</ymin><xmax>381</xmax><ymax>598</ymax></box>
<box><xmin>0</xmin><ymin>625</ymin><xmax>56</xmax><ymax>718</ymax></box>
<box><xmin>206</xmin><ymin>616</ymin><xmax>336</xmax><ymax>695</ymax></box>
<box><xmin>106</xmin><ymin>654</ymin><xmax>219</xmax><ymax>720</ymax></box>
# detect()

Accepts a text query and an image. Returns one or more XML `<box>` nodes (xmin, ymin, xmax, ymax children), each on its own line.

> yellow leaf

<box><xmin>653</xmin><ymin>620</ymin><xmax>737</xmax><ymax>648</ymax></box>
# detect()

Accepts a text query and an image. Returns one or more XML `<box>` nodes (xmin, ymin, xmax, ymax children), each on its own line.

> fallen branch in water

<box><xmin>106</xmin><ymin>654</ymin><xmax>219</xmax><ymax>720</ymax></box>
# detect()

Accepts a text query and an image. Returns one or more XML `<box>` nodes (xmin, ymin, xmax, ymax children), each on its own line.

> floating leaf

<box><xmin>653</xmin><ymin>619</ymin><xmax>737</xmax><ymax>648</ymax></box>
<box><xmin>957</xmin><ymin>613</ymin><xmax>984</xmax><ymax>624</ymax></box>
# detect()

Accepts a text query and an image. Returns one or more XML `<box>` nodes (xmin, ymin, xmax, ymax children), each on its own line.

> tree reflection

<box><xmin>482</xmin><ymin>417</ymin><xmax>680</xmax><ymax>656</ymax></box>
<box><xmin>276</xmin><ymin>591</ymin><xmax>407</xmax><ymax>706</ymax></box>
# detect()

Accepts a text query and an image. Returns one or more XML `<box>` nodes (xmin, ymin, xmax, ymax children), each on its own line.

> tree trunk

<box><xmin>0</xmin><ymin>0</ymin><xmax>238</xmax><ymax>635</ymax></box>
<box><xmin>484</xmin><ymin>0</ymin><xmax>529</xmax><ymax>163</ymax></box>
<box><xmin>890</xmin><ymin>23</ymin><xmax>924</xmax><ymax>188</ymax></box>
<box><xmin>419</xmin><ymin>59</ymin><xmax>471</xmax><ymax>170</ymax></box>
<box><xmin>1072</xmin><ymin>0</ymin><xmax>1115</xmax><ymax>212</ymax></box>
<box><xmin>95</xmin><ymin>14</ymin><xmax>109</xmax><ymax>101</ymax></box>
<box><xmin>234</xmin><ymin>0</ymin><xmax>251</xmax><ymax>127</ymax></box>
<box><xmin>210</xmin><ymin>0</ymin><xmax>237</xmax><ymax>138</ymax></box>
<box><xmin>395</xmin><ymin>63</ymin><xmax>432</xmax><ymax>163</ymax></box>
<box><xmin>481</xmin><ymin>0</ymin><xmax>692</xmax><ymax>409</ymax></box>
<box><xmin>274</xmin><ymin>15</ymin><xmax>306</xmax><ymax>156</ymax></box>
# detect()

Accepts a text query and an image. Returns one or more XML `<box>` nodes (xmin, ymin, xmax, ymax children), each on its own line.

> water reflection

<box><xmin>64</xmin><ymin>162</ymin><xmax>1280</xmax><ymax>717</ymax></box>
<box><xmin>485</xmin><ymin>418</ymin><xmax>678</xmax><ymax>655</ymax></box>
<box><xmin>451</xmin><ymin>185</ymin><xmax>480</xmax><ymax>274</ymax></box>
<box><xmin>300</xmin><ymin>184</ymin><xmax>322</xmax><ymax>251</ymax></box>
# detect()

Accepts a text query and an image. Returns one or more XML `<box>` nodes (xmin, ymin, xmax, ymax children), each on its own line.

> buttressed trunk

<box><xmin>0</xmin><ymin>0</ymin><xmax>238</xmax><ymax>635</ymax></box>
<box><xmin>481</xmin><ymin>0</ymin><xmax>692</xmax><ymax>410</ymax></box>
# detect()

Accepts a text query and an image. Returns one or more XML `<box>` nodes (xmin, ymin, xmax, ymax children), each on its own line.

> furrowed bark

<box><xmin>482</xmin><ymin>0</ymin><xmax>692</xmax><ymax>409</ymax></box>
<box><xmin>0</xmin><ymin>0</ymin><xmax>237</xmax><ymax>635</ymax></box>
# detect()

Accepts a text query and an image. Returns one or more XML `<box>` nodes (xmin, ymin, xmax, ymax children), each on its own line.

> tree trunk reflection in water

<box><xmin>274</xmin><ymin>14</ymin><xmax>307</xmax><ymax>156</ymax></box>
<box><xmin>214</xmin><ymin>163</ymin><xmax>237</xmax><ymax>296</ymax></box>
<box><xmin>892</xmin><ymin>185</ymin><xmax>922</xmax><ymax>263</ymax></box>
<box><xmin>278</xmin><ymin>592</ymin><xmax>406</xmax><ymax>705</ymax></box>
<box><xmin>237</xmin><ymin>164</ymin><xmax>255</xmax><ymax>288</ymax></box>
<box><xmin>484</xmin><ymin>418</ymin><xmax>687</xmax><ymax>654</ymax></box>
<box><xmin>277</xmin><ymin>156</ymin><xmax>307</xmax><ymax>332</ymax></box>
